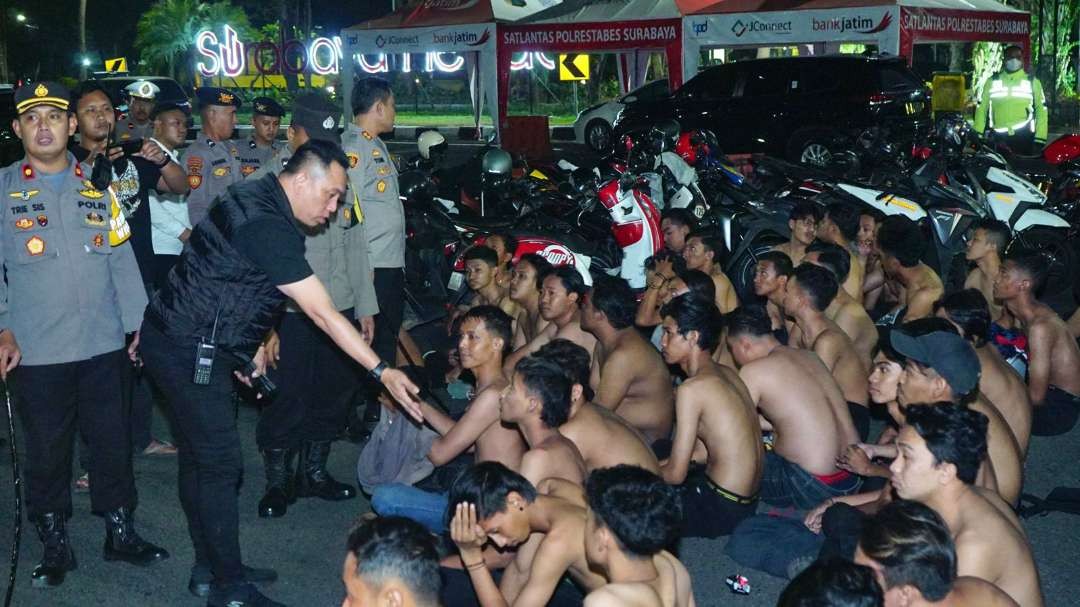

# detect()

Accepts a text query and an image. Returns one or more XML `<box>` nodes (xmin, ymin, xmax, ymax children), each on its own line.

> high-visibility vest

<box><xmin>986</xmin><ymin>77</ymin><xmax>1036</xmax><ymax>134</ymax></box>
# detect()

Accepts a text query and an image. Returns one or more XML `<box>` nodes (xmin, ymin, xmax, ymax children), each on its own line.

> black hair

<box><xmin>933</xmin><ymin>289</ymin><xmax>990</xmax><ymax>347</ymax></box>
<box><xmin>534</xmin><ymin>339</ymin><xmax>595</xmax><ymax>403</ymax></box>
<box><xmin>970</xmin><ymin>218</ymin><xmax>1010</xmax><ymax>252</ymax></box>
<box><xmin>515</xmin><ymin>253</ymin><xmax>554</xmax><ymax>291</ymax></box>
<box><xmin>644</xmin><ymin>250</ymin><xmax>687</xmax><ymax>275</ymax></box>
<box><xmin>872</xmin><ymin>327</ymin><xmax>907</xmax><ymax>366</ymax></box>
<box><xmin>490</xmin><ymin>233</ymin><xmax>518</xmax><ymax>257</ymax></box>
<box><xmin>545</xmin><ymin>265</ymin><xmax>589</xmax><ymax>303</ymax></box>
<box><xmin>73</xmin><ymin>80</ymin><xmax>115</xmax><ymax>108</ymax></box>
<box><xmin>793</xmin><ymin>264</ymin><xmax>839</xmax><ymax>311</ymax></box>
<box><xmin>687</xmin><ymin>231</ymin><xmax>725</xmax><ymax>258</ymax></box>
<box><xmin>1003</xmin><ymin>44</ymin><xmax>1023</xmax><ymax>54</ymax></box>
<box><xmin>589</xmin><ymin>276</ymin><xmax>637</xmax><ymax>330</ymax></box>
<box><xmin>757</xmin><ymin>250</ymin><xmax>794</xmax><ymax>277</ymax></box>
<box><xmin>1006</xmin><ymin>249</ymin><xmax>1049</xmax><ymax>295</ymax></box>
<box><xmin>351</xmin><ymin>77</ymin><xmax>393</xmax><ymax>116</ymax></box>
<box><xmin>660</xmin><ymin>293</ymin><xmax>722</xmax><ymax>352</ymax></box>
<box><xmin>859</xmin><ymin>500</ymin><xmax>956</xmax><ymax>601</ymax></box>
<box><xmin>861</xmin><ymin>207</ymin><xmax>886</xmax><ymax>223</ymax></box>
<box><xmin>676</xmin><ymin>269</ymin><xmax>716</xmax><ymax>303</ymax></box>
<box><xmin>779</xmin><ymin>559</ymin><xmax>884</xmax><ymax>607</ymax></box>
<box><xmin>463</xmin><ymin>245</ymin><xmax>500</xmax><ymax>269</ymax></box>
<box><xmin>515</xmin><ymin>355</ymin><xmax>573</xmax><ymax>428</ymax></box>
<box><xmin>346</xmin><ymin>516</ymin><xmax>441</xmax><ymax>604</ymax></box>
<box><xmin>806</xmin><ymin>241</ymin><xmax>852</xmax><ymax>282</ymax></box>
<box><xmin>661</xmin><ymin>208</ymin><xmax>698</xmax><ymax>230</ymax></box>
<box><xmin>282</xmin><ymin>139</ymin><xmax>349</xmax><ymax>176</ymax></box>
<box><xmin>585</xmin><ymin>466</ymin><xmax>682</xmax><ymax>558</ymax></box>
<box><xmin>446</xmin><ymin>462</ymin><xmax>537</xmax><ymax>526</ymax></box>
<box><xmin>461</xmin><ymin>305</ymin><xmax>514</xmax><ymax>357</ymax></box>
<box><xmin>877</xmin><ymin>216</ymin><xmax>925</xmax><ymax>268</ymax></box>
<box><xmin>825</xmin><ymin>203</ymin><xmax>861</xmax><ymax>242</ymax></box>
<box><xmin>904</xmin><ymin>404</ymin><xmax>988</xmax><ymax>485</ymax></box>
<box><xmin>725</xmin><ymin>304</ymin><xmax>773</xmax><ymax>339</ymax></box>
<box><xmin>790</xmin><ymin>200</ymin><xmax>823</xmax><ymax>223</ymax></box>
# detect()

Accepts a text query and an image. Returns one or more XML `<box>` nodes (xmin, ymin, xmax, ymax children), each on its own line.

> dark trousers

<box><xmin>139</xmin><ymin>321</ymin><xmax>244</xmax><ymax>585</ymax></box>
<box><xmin>372</xmin><ymin>268</ymin><xmax>406</xmax><ymax>365</ymax></box>
<box><xmin>256</xmin><ymin>310</ymin><xmax>359</xmax><ymax>450</ymax></box>
<box><xmin>128</xmin><ymin>373</ymin><xmax>156</xmax><ymax>452</ymax></box>
<box><xmin>14</xmin><ymin>349</ymin><xmax>136</xmax><ymax>519</ymax></box>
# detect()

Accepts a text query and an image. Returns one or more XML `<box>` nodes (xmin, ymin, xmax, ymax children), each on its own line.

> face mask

<box><xmin>1004</xmin><ymin>58</ymin><xmax>1023</xmax><ymax>73</ymax></box>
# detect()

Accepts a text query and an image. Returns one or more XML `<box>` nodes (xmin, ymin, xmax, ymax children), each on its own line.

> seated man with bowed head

<box><xmin>342</xmin><ymin>516</ymin><xmax>442</xmax><ymax>607</ymax></box>
<box><xmin>727</xmin><ymin>305</ymin><xmax>861</xmax><ymax>509</ymax></box>
<box><xmin>582</xmin><ymin>276</ymin><xmax>675</xmax><ymax>445</ymax></box>
<box><xmin>889</xmin><ymin>405</ymin><xmax>1043</xmax><ymax>607</ymax></box>
<box><xmin>583</xmin><ymin>466</ymin><xmax>696</xmax><ymax>607</ymax></box>
<box><xmin>534</xmin><ymin>339</ymin><xmax>661</xmax><ymax>474</ymax></box>
<box><xmin>855</xmin><ymin>500</ymin><xmax>1019</xmax><ymax>606</ymax></box>
<box><xmin>447</xmin><ymin>462</ymin><xmax>605</xmax><ymax>607</ymax></box>
<box><xmin>876</xmin><ymin>216</ymin><xmax>944</xmax><ymax>325</ymax></box>
<box><xmin>779</xmin><ymin>559</ymin><xmax>884</xmax><ymax>607</ymax></box>
<box><xmin>658</xmin><ymin>295</ymin><xmax>763</xmax><ymax>537</ymax></box>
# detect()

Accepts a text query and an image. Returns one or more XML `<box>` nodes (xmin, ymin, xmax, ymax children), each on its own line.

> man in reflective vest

<box><xmin>974</xmin><ymin>45</ymin><xmax>1048</xmax><ymax>155</ymax></box>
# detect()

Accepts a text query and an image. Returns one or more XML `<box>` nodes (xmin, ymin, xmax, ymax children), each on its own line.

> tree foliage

<box><xmin>134</xmin><ymin>0</ymin><xmax>255</xmax><ymax>86</ymax></box>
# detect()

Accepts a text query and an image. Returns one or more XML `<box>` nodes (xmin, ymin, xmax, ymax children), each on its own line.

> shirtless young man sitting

<box><xmin>803</xmin><ymin>242</ymin><xmax>878</xmax><ymax>368</ymax></box>
<box><xmin>500</xmin><ymin>355</ymin><xmax>587</xmax><ymax>487</ymax></box>
<box><xmin>508</xmin><ymin>254</ymin><xmax>554</xmax><ymax>349</ymax></box>
<box><xmin>889</xmin><ymin>405</ymin><xmax>1043</xmax><ymax>607</ymax></box>
<box><xmin>636</xmin><ymin>251</ymin><xmax>689</xmax><ymax>330</ymax></box>
<box><xmin>505</xmin><ymin>266</ymin><xmax>596</xmax><ymax>373</ymax></box>
<box><xmin>660</xmin><ymin>208</ymin><xmax>696</xmax><ymax>255</ymax></box>
<box><xmin>582</xmin><ymin>466</ymin><xmax>696</xmax><ymax>607</ymax></box>
<box><xmin>727</xmin><ymin>305</ymin><xmax>861</xmax><ymax>510</ymax></box>
<box><xmin>447</xmin><ymin>462</ymin><xmax>606</xmax><ymax>607</ymax></box>
<box><xmin>783</xmin><ymin>264</ymin><xmax>871</xmax><ymax>440</ymax></box>
<box><xmin>534</xmin><ymin>339</ymin><xmax>660</xmax><ymax>474</ymax></box>
<box><xmin>963</xmin><ymin>219</ymin><xmax>1010</xmax><ymax>322</ymax></box>
<box><xmin>681</xmin><ymin>232</ymin><xmax>739</xmax><ymax>313</ymax></box>
<box><xmin>816</xmin><ymin>203</ymin><xmax>866</xmax><ymax>304</ymax></box>
<box><xmin>890</xmin><ymin>322</ymin><xmax>1023</xmax><ymax>507</ymax></box>
<box><xmin>582</xmin><ymin>276</ymin><xmax>675</xmax><ymax>446</ymax></box>
<box><xmin>371</xmin><ymin>306</ymin><xmax>526</xmax><ymax>532</ymax></box>
<box><xmin>752</xmin><ymin>251</ymin><xmax>794</xmax><ymax>344</ymax></box>
<box><xmin>485</xmin><ymin>232</ymin><xmax>518</xmax><ymax>291</ymax></box>
<box><xmin>464</xmin><ymin>246</ymin><xmax>518</xmax><ymax>318</ymax></box>
<box><xmin>995</xmin><ymin>251</ymin><xmax>1080</xmax><ymax>436</ymax></box>
<box><xmin>876</xmin><ymin>216</ymin><xmax>944</xmax><ymax>325</ymax></box>
<box><xmin>658</xmin><ymin>295</ymin><xmax>763</xmax><ymax>537</ymax></box>
<box><xmin>772</xmin><ymin>200</ymin><xmax>822</xmax><ymax>267</ymax></box>
<box><xmin>935</xmin><ymin>289</ymin><xmax>1032</xmax><ymax>454</ymax></box>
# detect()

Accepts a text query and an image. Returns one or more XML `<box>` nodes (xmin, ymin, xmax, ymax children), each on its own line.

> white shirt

<box><xmin>148</xmin><ymin>139</ymin><xmax>191</xmax><ymax>255</ymax></box>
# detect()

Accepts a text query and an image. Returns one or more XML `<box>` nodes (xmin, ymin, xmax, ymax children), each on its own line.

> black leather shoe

<box><xmin>207</xmin><ymin>582</ymin><xmax>285</xmax><ymax>607</ymax></box>
<box><xmin>31</xmin><ymin>512</ymin><xmax>77</xmax><ymax>588</ymax></box>
<box><xmin>258</xmin><ymin>448</ymin><xmax>296</xmax><ymax>518</ymax></box>
<box><xmin>294</xmin><ymin>440</ymin><xmax>356</xmax><ymax>501</ymax></box>
<box><xmin>189</xmin><ymin>564</ymin><xmax>279</xmax><ymax>598</ymax></box>
<box><xmin>103</xmin><ymin>507</ymin><xmax>170</xmax><ymax>566</ymax></box>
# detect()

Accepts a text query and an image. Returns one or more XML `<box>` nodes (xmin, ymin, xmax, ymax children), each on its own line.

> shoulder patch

<box><xmin>347</xmin><ymin>153</ymin><xmax>359</xmax><ymax>169</ymax></box>
<box><xmin>189</xmin><ymin>174</ymin><xmax>203</xmax><ymax>190</ymax></box>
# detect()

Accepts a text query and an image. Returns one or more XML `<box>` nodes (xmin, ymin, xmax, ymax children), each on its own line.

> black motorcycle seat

<box><xmin>1007</xmin><ymin>154</ymin><xmax>1053</xmax><ymax>176</ymax></box>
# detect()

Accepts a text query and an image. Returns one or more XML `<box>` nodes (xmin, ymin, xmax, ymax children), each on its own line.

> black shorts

<box><xmin>1031</xmin><ymin>385</ymin><xmax>1080</xmax><ymax>437</ymax></box>
<box><xmin>848</xmin><ymin>402</ymin><xmax>871</xmax><ymax>442</ymax></box>
<box><xmin>681</xmin><ymin>467</ymin><xmax>758</xmax><ymax>538</ymax></box>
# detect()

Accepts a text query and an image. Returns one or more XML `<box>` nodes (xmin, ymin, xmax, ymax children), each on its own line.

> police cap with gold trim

<box><xmin>125</xmin><ymin>80</ymin><xmax>161</xmax><ymax>101</ymax></box>
<box><xmin>195</xmin><ymin>87</ymin><xmax>242</xmax><ymax>110</ymax></box>
<box><xmin>14</xmin><ymin>81</ymin><xmax>71</xmax><ymax>115</ymax></box>
<box><xmin>252</xmin><ymin>97</ymin><xmax>285</xmax><ymax>118</ymax></box>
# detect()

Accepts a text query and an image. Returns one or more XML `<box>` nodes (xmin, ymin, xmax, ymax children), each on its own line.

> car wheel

<box><xmin>788</xmin><ymin>129</ymin><xmax>836</xmax><ymax>168</ymax></box>
<box><xmin>585</xmin><ymin>119</ymin><xmax>613</xmax><ymax>153</ymax></box>
<box><xmin>727</xmin><ymin>233</ymin><xmax>787</xmax><ymax>303</ymax></box>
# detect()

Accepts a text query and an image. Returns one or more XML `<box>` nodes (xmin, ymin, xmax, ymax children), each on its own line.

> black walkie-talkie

<box><xmin>193</xmin><ymin>311</ymin><xmax>220</xmax><ymax>385</ymax></box>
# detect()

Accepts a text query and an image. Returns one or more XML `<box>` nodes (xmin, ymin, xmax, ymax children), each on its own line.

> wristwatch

<box><xmin>369</xmin><ymin>361</ymin><xmax>388</xmax><ymax>382</ymax></box>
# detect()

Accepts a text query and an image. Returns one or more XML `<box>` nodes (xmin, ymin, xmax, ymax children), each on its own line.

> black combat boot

<box><xmin>294</xmin><ymin>440</ymin><xmax>356</xmax><ymax>501</ymax></box>
<box><xmin>103</xmin><ymin>506</ymin><xmax>170</xmax><ymax>566</ymax></box>
<box><xmin>258</xmin><ymin>448</ymin><xmax>296</xmax><ymax>518</ymax></box>
<box><xmin>31</xmin><ymin>512</ymin><xmax>77</xmax><ymax>588</ymax></box>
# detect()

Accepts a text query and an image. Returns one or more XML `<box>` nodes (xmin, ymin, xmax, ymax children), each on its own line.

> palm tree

<box><xmin>135</xmin><ymin>0</ymin><xmax>254</xmax><ymax>87</ymax></box>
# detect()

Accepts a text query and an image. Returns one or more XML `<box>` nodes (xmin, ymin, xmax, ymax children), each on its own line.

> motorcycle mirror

<box><xmin>619</xmin><ymin>173</ymin><xmax>636</xmax><ymax>192</ymax></box>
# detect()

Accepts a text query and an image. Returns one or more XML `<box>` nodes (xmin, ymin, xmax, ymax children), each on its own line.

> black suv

<box><xmin>1</xmin><ymin>86</ymin><xmax>21</xmax><ymax>167</ymax></box>
<box><xmin>613</xmin><ymin>55</ymin><xmax>930</xmax><ymax>163</ymax></box>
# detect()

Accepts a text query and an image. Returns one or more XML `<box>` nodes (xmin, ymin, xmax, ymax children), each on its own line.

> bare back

<box><xmin>965</xmin><ymin>268</ymin><xmax>1004</xmax><ymax>321</ymax></box>
<box><xmin>970</xmin><ymin>396</ymin><xmax>1024</xmax><ymax>507</ymax></box>
<box><xmin>739</xmin><ymin>347</ymin><xmax>858</xmax><ymax>475</ymax></box>
<box><xmin>710</xmin><ymin>270</ymin><xmax>739</xmax><ymax>313</ymax></box>
<box><xmin>594</xmin><ymin>330</ymin><xmax>675</xmax><ymax>444</ymax></box>
<box><xmin>826</xmin><ymin>294</ymin><xmax>877</xmax><ymax>369</ymax></box>
<box><xmin>473</xmin><ymin>382</ymin><xmax>528</xmax><ymax>470</ymax></box>
<box><xmin>561</xmin><ymin>403</ymin><xmax>660</xmax><ymax>473</ymax></box>
<box><xmin>946</xmin><ymin>577</ymin><xmax>1020</xmax><ymax>606</ymax></box>
<box><xmin>843</xmin><ymin>253</ymin><xmax>866</xmax><ymax>305</ymax></box>
<box><xmin>976</xmin><ymin>345</ymin><xmax>1032</xmax><ymax>454</ymax></box>
<box><xmin>804</xmin><ymin>322</ymin><xmax>869</xmax><ymax>407</ymax></box>
<box><xmin>1026</xmin><ymin>306</ymin><xmax>1080</xmax><ymax>398</ymax></box>
<box><xmin>900</xmin><ymin>265</ymin><xmax>944</xmax><ymax>322</ymax></box>
<box><xmin>585</xmin><ymin>552</ymin><xmax>695</xmax><ymax>607</ymax></box>
<box><xmin>520</xmin><ymin>433</ymin><xmax>588</xmax><ymax>487</ymax></box>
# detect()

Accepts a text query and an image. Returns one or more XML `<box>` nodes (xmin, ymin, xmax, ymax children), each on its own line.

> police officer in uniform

<box><xmin>343</xmin><ymin>78</ymin><xmax>405</xmax><ymax>427</ymax></box>
<box><xmin>239</xmin><ymin>97</ymin><xmax>283</xmax><ymax>179</ymax></box>
<box><xmin>115</xmin><ymin>79</ymin><xmax>159</xmax><ymax>142</ymax></box>
<box><xmin>1</xmin><ymin>82</ymin><xmax>168</xmax><ymax>589</ymax></box>
<box><xmin>139</xmin><ymin>139</ymin><xmax>421</xmax><ymax>606</ymax></box>
<box><xmin>182</xmin><ymin>87</ymin><xmax>241</xmax><ymax>226</ymax></box>
<box><xmin>249</xmin><ymin>94</ymin><xmax>379</xmax><ymax>518</ymax></box>
<box><xmin>974</xmin><ymin>45</ymin><xmax>1049</xmax><ymax>155</ymax></box>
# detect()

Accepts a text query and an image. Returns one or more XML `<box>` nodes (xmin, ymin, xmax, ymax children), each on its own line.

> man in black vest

<box><xmin>138</xmin><ymin>140</ymin><xmax>421</xmax><ymax>607</ymax></box>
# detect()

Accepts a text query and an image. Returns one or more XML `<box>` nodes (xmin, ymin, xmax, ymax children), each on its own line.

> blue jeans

<box><xmin>371</xmin><ymin>483</ymin><xmax>450</xmax><ymax>533</ymax></box>
<box><xmin>760</xmin><ymin>451</ymin><xmax>862</xmax><ymax>510</ymax></box>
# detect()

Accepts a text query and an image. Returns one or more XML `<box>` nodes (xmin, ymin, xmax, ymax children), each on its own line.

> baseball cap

<box><xmin>890</xmin><ymin>330</ymin><xmax>981</xmax><ymax>396</ymax></box>
<box><xmin>14</xmin><ymin>81</ymin><xmax>70</xmax><ymax>114</ymax></box>
<box><xmin>291</xmin><ymin>94</ymin><xmax>340</xmax><ymax>144</ymax></box>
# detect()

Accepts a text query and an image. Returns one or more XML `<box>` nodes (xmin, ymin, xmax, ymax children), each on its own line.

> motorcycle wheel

<box><xmin>727</xmin><ymin>233</ymin><xmax>787</xmax><ymax>304</ymax></box>
<box><xmin>1010</xmin><ymin>226</ymin><xmax>1079</xmax><ymax>316</ymax></box>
